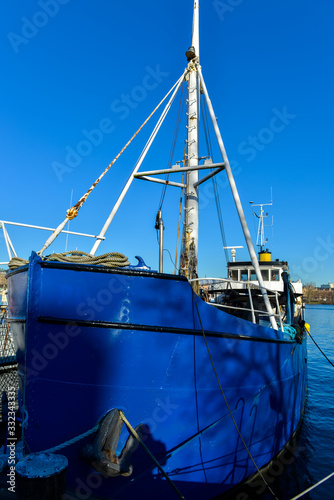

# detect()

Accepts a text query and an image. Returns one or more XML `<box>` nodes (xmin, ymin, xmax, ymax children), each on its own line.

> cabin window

<box><xmin>240</xmin><ymin>270</ymin><xmax>248</xmax><ymax>281</ymax></box>
<box><xmin>250</xmin><ymin>270</ymin><xmax>257</xmax><ymax>281</ymax></box>
<box><xmin>231</xmin><ymin>270</ymin><xmax>238</xmax><ymax>281</ymax></box>
<box><xmin>271</xmin><ymin>269</ymin><xmax>279</xmax><ymax>281</ymax></box>
<box><xmin>261</xmin><ymin>270</ymin><xmax>269</xmax><ymax>281</ymax></box>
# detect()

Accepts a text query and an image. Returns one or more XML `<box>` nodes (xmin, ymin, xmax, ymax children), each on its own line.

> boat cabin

<box><xmin>200</xmin><ymin>250</ymin><xmax>303</xmax><ymax>326</ymax></box>
<box><xmin>227</xmin><ymin>252</ymin><xmax>302</xmax><ymax>296</ymax></box>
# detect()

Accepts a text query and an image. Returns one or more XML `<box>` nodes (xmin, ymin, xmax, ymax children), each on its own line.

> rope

<box><xmin>119</xmin><ymin>411</ymin><xmax>185</xmax><ymax>499</ymax></box>
<box><xmin>37</xmin><ymin>75</ymin><xmax>187</xmax><ymax>257</ymax></box>
<box><xmin>7</xmin><ymin>256</ymin><xmax>29</xmax><ymax>270</ymax></box>
<box><xmin>307</xmin><ymin>331</ymin><xmax>334</xmax><ymax>368</ymax></box>
<box><xmin>33</xmin><ymin>411</ymin><xmax>185</xmax><ymax>498</ymax></box>
<box><xmin>192</xmin><ymin>291</ymin><xmax>279</xmax><ymax>500</ymax></box>
<box><xmin>290</xmin><ymin>471</ymin><xmax>334</xmax><ymax>500</ymax></box>
<box><xmin>174</xmin><ymin>141</ymin><xmax>187</xmax><ymax>274</ymax></box>
<box><xmin>8</xmin><ymin>251</ymin><xmax>130</xmax><ymax>270</ymax></box>
<box><xmin>66</xmin><ymin>80</ymin><xmax>184</xmax><ymax>222</ymax></box>
<box><xmin>163</xmin><ymin>248</ymin><xmax>177</xmax><ymax>269</ymax></box>
<box><xmin>42</xmin><ymin>424</ymin><xmax>100</xmax><ymax>454</ymax></box>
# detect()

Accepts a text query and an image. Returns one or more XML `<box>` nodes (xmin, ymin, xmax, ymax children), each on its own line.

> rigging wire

<box><xmin>156</xmin><ymin>82</ymin><xmax>185</xmax><ymax>273</ymax></box>
<box><xmin>201</xmin><ymin>98</ymin><xmax>229</xmax><ymax>265</ymax></box>
<box><xmin>164</xmin><ymin>248</ymin><xmax>177</xmax><ymax>270</ymax></box>
<box><xmin>174</xmin><ymin>169</ymin><xmax>185</xmax><ymax>274</ymax></box>
<box><xmin>158</xmin><ymin>81</ymin><xmax>186</xmax><ymax>211</ymax></box>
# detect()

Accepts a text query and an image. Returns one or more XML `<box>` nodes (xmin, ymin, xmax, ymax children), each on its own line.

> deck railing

<box><xmin>190</xmin><ymin>277</ymin><xmax>285</xmax><ymax>331</ymax></box>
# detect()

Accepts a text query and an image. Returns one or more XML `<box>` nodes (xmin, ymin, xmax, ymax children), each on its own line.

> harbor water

<box><xmin>254</xmin><ymin>304</ymin><xmax>334</xmax><ymax>500</ymax></box>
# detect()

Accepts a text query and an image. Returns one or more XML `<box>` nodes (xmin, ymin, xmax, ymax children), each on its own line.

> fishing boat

<box><xmin>5</xmin><ymin>1</ymin><xmax>308</xmax><ymax>499</ymax></box>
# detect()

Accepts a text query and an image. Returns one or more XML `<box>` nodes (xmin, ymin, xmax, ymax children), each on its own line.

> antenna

<box><xmin>223</xmin><ymin>246</ymin><xmax>243</xmax><ymax>262</ymax></box>
<box><xmin>249</xmin><ymin>192</ymin><xmax>273</xmax><ymax>252</ymax></box>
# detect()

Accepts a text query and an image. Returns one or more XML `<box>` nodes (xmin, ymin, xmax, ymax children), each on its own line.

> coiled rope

<box><xmin>8</xmin><ymin>251</ymin><xmax>129</xmax><ymax>270</ymax></box>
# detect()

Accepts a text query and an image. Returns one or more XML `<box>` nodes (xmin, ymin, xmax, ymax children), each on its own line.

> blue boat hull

<box><xmin>7</xmin><ymin>253</ymin><xmax>307</xmax><ymax>499</ymax></box>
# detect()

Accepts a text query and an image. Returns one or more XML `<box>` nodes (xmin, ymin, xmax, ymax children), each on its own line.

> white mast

<box><xmin>191</xmin><ymin>1</ymin><xmax>199</xmax><ymax>59</ymax></box>
<box><xmin>180</xmin><ymin>0</ymin><xmax>200</xmax><ymax>281</ymax></box>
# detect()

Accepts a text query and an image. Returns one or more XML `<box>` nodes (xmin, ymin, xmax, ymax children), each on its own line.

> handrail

<box><xmin>193</xmin><ymin>276</ymin><xmax>285</xmax><ymax>330</ymax></box>
<box><xmin>211</xmin><ymin>302</ymin><xmax>282</xmax><ymax>318</ymax></box>
<box><xmin>0</xmin><ymin>219</ymin><xmax>106</xmax><ymax>264</ymax></box>
<box><xmin>247</xmin><ymin>282</ymin><xmax>256</xmax><ymax>324</ymax></box>
<box><xmin>190</xmin><ymin>276</ymin><xmax>281</xmax><ymax>296</ymax></box>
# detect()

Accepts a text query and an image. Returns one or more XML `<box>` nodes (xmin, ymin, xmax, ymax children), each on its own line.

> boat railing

<box><xmin>0</xmin><ymin>219</ymin><xmax>106</xmax><ymax>265</ymax></box>
<box><xmin>191</xmin><ymin>277</ymin><xmax>284</xmax><ymax>331</ymax></box>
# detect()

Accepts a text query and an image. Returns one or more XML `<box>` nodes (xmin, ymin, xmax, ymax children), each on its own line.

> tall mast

<box><xmin>191</xmin><ymin>1</ymin><xmax>199</xmax><ymax>59</ymax></box>
<box><xmin>180</xmin><ymin>0</ymin><xmax>200</xmax><ymax>281</ymax></box>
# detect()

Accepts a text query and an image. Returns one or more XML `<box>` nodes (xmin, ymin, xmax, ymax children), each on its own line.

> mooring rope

<box><xmin>119</xmin><ymin>411</ymin><xmax>185</xmax><ymax>500</ymax></box>
<box><xmin>8</xmin><ymin>251</ymin><xmax>129</xmax><ymax>270</ymax></box>
<box><xmin>290</xmin><ymin>471</ymin><xmax>334</xmax><ymax>500</ymax></box>
<box><xmin>307</xmin><ymin>330</ymin><xmax>334</xmax><ymax>368</ymax></box>
<box><xmin>36</xmin><ymin>411</ymin><xmax>185</xmax><ymax>499</ymax></box>
<box><xmin>41</xmin><ymin>424</ymin><xmax>100</xmax><ymax>454</ymax></box>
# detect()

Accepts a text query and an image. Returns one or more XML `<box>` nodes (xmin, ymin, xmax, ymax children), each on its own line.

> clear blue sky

<box><xmin>1</xmin><ymin>0</ymin><xmax>333</xmax><ymax>286</ymax></box>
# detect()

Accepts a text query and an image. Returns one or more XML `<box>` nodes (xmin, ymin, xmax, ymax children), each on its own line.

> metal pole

<box><xmin>247</xmin><ymin>283</ymin><xmax>256</xmax><ymax>324</ymax></box>
<box><xmin>192</xmin><ymin>0</ymin><xmax>200</xmax><ymax>59</ymax></box>
<box><xmin>2</xmin><ymin>223</ymin><xmax>17</xmax><ymax>257</ymax></box>
<box><xmin>157</xmin><ymin>211</ymin><xmax>164</xmax><ymax>273</ymax></box>
<box><xmin>198</xmin><ymin>67</ymin><xmax>277</xmax><ymax>330</ymax></box>
<box><xmin>0</xmin><ymin>220</ymin><xmax>104</xmax><ymax>239</ymax></box>
<box><xmin>275</xmin><ymin>292</ymin><xmax>284</xmax><ymax>331</ymax></box>
<box><xmin>1</xmin><ymin>223</ymin><xmax>12</xmax><ymax>261</ymax></box>
<box><xmin>90</xmin><ymin>71</ymin><xmax>187</xmax><ymax>256</ymax></box>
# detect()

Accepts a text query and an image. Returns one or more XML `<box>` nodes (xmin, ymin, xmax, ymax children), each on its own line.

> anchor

<box><xmin>81</xmin><ymin>409</ymin><xmax>147</xmax><ymax>477</ymax></box>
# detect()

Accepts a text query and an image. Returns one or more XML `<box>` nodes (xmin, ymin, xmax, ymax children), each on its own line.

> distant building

<box><xmin>320</xmin><ymin>282</ymin><xmax>334</xmax><ymax>290</ymax></box>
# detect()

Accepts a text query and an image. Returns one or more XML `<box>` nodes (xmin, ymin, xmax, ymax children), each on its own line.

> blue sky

<box><xmin>0</xmin><ymin>0</ymin><xmax>333</xmax><ymax>286</ymax></box>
